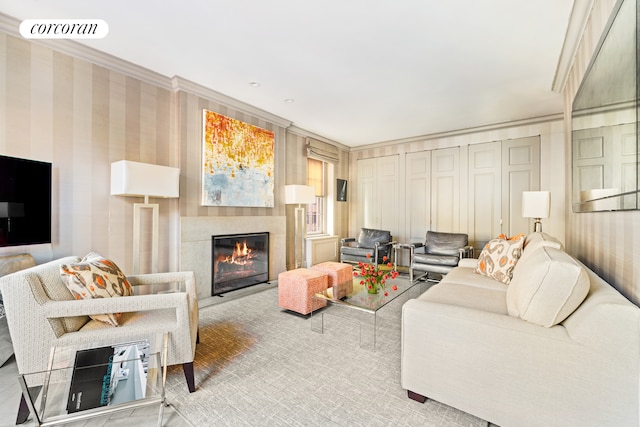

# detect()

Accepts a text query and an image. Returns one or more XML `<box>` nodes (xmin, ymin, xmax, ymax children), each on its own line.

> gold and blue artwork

<box><xmin>201</xmin><ymin>110</ymin><xmax>275</xmax><ymax>207</ymax></box>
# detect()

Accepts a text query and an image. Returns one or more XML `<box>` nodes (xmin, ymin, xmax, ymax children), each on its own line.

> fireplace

<box><xmin>212</xmin><ymin>232</ymin><xmax>269</xmax><ymax>296</ymax></box>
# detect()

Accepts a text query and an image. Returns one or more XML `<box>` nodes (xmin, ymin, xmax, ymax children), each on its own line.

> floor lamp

<box><xmin>522</xmin><ymin>191</ymin><xmax>550</xmax><ymax>233</ymax></box>
<box><xmin>285</xmin><ymin>185</ymin><xmax>315</xmax><ymax>269</ymax></box>
<box><xmin>111</xmin><ymin>160</ymin><xmax>180</xmax><ymax>274</ymax></box>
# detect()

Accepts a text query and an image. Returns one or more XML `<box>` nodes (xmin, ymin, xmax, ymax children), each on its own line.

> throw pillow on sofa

<box><xmin>507</xmin><ymin>246</ymin><xmax>589</xmax><ymax>327</ymax></box>
<box><xmin>59</xmin><ymin>252</ymin><xmax>133</xmax><ymax>326</ymax></box>
<box><xmin>475</xmin><ymin>235</ymin><xmax>525</xmax><ymax>284</ymax></box>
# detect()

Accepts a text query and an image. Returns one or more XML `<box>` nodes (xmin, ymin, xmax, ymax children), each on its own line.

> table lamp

<box><xmin>522</xmin><ymin>191</ymin><xmax>550</xmax><ymax>233</ymax></box>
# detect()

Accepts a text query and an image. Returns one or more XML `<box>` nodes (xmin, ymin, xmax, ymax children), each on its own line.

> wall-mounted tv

<box><xmin>0</xmin><ymin>155</ymin><xmax>52</xmax><ymax>247</ymax></box>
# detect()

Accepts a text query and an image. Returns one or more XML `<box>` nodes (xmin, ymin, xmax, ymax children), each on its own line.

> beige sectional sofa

<box><xmin>401</xmin><ymin>232</ymin><xmax>640</xmax><ymax>427</ymax></box>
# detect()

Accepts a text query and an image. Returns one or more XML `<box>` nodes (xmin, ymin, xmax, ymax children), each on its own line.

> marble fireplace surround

<box><xmin>180</xmin><ymin>216</ymin><xmax>286</xmax><ymax>300</ymax></box>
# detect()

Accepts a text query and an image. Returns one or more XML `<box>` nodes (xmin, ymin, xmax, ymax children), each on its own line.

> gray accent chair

<box><xmin>407</xmin><ymin>231</ymin><xmax>473</xmax><ymax>282</ymax></box>
<box><xmin>340</xmin><ymin>228</ymin><xmax>395</xmax><ymax>265</ymax></box>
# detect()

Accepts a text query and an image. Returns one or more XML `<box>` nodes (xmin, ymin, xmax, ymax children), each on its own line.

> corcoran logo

<box><xmin>19</xmin><ymin>19</ymin><xmax>109</xmax><ymax>39</ymax></box>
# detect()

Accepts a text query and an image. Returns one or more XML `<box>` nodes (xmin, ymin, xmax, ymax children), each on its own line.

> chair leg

<box><xmin>183</xmin><ymin>362</ymin><xmax>196</xmax><ymax>393</ymax></box>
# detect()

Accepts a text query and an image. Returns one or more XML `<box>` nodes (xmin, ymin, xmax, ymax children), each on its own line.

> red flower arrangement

<box><xmin>354</xmin><ymin>254</ymin><xmax>400</xmax><ymax>295</ymax></box>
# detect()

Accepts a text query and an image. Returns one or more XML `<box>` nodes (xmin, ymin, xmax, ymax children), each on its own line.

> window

<box><xmin>306</xmin><ymin>158</ymin><xmax>325</xmax><ymax>234</ymax></box>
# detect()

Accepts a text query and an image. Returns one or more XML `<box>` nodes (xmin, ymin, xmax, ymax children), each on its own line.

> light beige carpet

<box><xmin>164</xmin><ymin>281</ymin><xmax>487</xmax><ymax>426</ymax></box>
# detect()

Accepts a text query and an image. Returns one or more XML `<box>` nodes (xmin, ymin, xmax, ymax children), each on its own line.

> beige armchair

<box><xmin>0</xmin><ymin>256</ymin><xmax>199</xmax><ymax>424</ymax></box>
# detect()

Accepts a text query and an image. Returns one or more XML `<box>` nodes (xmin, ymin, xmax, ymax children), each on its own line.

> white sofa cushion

<box><xmin>520</xmin><ymin>232</ymin><xmax>563</xmax><ymax>263</ymax></box>
<box><xmin>507</xmin><ymin>246</ymin><xmax>590</xmax><ymax>327</ymax></box>
<box><xmin>442</xmin><ymin>266</ymin><xmax>509</xmax><ymax>292</ymax></box>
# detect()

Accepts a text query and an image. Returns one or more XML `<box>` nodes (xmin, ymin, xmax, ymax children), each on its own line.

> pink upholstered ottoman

<box><xmin>278</xmin><ymin>268</ymin><xmax>329</xmax><ymax>315</ymax></box>
<box><xmin>310</xmin><ymin>261</ymin><xmax>353</xmax><ymax>299</ymax></box>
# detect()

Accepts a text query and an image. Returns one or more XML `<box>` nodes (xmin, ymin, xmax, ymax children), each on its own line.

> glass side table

<box><xmin>18</xmin><ymin>332</ymin><xmax>168</xmax><ymax>427</ymax></box>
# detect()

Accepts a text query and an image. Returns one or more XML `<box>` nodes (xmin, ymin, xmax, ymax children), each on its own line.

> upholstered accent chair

<box><xmin>408</xmin><ymin>231</ymin><xmax>473</xmax><ymax>282</ymax></box>
<box><xmin>340</xmin><ymin>228</ymin><xmax>395</xmax><ymax>265</ymax></box>
<box><xmin>0</xmin><ymin>257</ymin><xmax>199</xmax><ymax>424</ymax></box>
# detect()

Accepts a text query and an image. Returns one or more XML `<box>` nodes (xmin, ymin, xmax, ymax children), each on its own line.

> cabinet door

<box><xmin>502</xmin><ymin>136</ymin><xmax>540</xmax><ymax>237</ymax></box>
<box><xmin>357</xmin><ymin>158</ymin><xmax>377</xmax><ymax>229</ymax></box>
<box><xmin>431</xmin><ymin>147</ymin><xmax>460</xmax><ymax>232</ymax></box>
<box><xmin>405</xmin><ymin>151</ymin><xmax>431</xmax><ymax>247</ymax></box>
<box><xmin>356</xmin><ymin>155</ymin><xmax>399</xmax><ymax>234</ymax></box>
<box><xmin>468</xmin><ymin>141</ymin><xmax>502</xmax><ymax>251</ymax></box>
<box><xmin>468</xmin><ymin>137</ymin><xmax>540</xmax><ymax>249</ymax></box>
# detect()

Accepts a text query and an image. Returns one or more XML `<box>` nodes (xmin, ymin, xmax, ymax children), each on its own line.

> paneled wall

<box><xmin>349</xmin><ymin>118</ymin><xmax>564</xmax><ymax>249</ymax></box>
<box><xmin>564</xmin><ymin>0</ymin><xmax>640</xmax><ymax>305</ymax></box>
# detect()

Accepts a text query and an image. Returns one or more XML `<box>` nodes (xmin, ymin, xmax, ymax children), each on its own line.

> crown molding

<box><xmin>350</xmin><ymin>113</ymin><xmax>564</xmax><ymax>152</ymax></box>
<box><xmin>0</xmin><ymin>13</ymin><xmax>174</xmax><ymax>90</ymax></box>
<box><xmin>287</xmin><ymin>125</ymin><xmax>350</xmax><ymax>151</ymax></box>
<box><xmin>0</xmin><ymin>12</ymin><xmax>293</xmax><ymax>128</ymax></box>
<box><xmin>171</xmin><ymin>76</ymin><xmax>292</xmax><ymax>128</ymax></box>
<box><xmin>552</xmin><ymin>0</ymin><xmax>595</xmax><ymax>93</ymax></box>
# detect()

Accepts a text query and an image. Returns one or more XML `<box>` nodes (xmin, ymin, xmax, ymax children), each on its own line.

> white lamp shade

<box><xmin>285</xmin><ymin>185</ymin><xmax>315</xmax><ymax>205</ymax></box>
<box><xmin>111</xmin><ymin>160</ymin><xmax>180</xmax><ymax>198</ymax></box>
<box><xmin>522</xmin><ymin>191</ymin><xmax>550</xmax><ymax>218</ymax></box>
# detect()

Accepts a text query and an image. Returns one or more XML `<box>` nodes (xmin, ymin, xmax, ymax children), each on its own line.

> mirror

<box><xmin>572</xmin><ymin>0</ymin><xmax>638</xmax><ymax>212</ymax></box>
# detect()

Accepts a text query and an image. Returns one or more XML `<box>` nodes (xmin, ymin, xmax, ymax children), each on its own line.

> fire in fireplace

<box><xmin>212</xmin><ymin>232</ymin><xmax>269</xmax><ymax>296</ymax></box>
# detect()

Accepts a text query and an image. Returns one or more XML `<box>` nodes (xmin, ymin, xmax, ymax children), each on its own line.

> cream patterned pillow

<box><xmin>475</xmin><ymin>236</ymin><xmax>525</xmax><ymax>284</ymax></box>
<box><xmin>59</xmin><ymin>252</ymin><xmax>133</xmax><ymax>326</ymax></box>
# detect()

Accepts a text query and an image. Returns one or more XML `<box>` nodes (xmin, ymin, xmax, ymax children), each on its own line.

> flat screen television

<box><xmin>0</xmin><ymin>155</ymin><xmax>52</xmax><ymax>247</ymax></box>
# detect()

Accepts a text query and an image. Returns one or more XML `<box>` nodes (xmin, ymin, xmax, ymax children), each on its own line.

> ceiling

<box><xmin>0</xmin><ymin>0</ymin><xmax>577</xmax><ymax>147</ymax></box>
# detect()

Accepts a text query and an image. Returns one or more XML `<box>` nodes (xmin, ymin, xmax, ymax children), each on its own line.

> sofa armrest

<box><xmin>340</xmin><ymin>237</ymin><xmax>357</xmax><ymax>246</ymax></box>
<box><xmin>457</xmin><ymin>258</ymin><xmax>479</xmax><ymax>269</ymax></box>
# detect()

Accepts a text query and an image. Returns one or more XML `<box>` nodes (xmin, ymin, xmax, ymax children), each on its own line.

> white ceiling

<box><xmin>0</xmin><ymin>0</ymin><xmax>576</xmax><ymax>147</ymax></box>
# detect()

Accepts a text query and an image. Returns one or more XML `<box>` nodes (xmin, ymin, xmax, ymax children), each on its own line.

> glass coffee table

<box><xmin>310</xmin><ymin>275</ymin><xmax>425</xmax><ymax>350</ymax></box>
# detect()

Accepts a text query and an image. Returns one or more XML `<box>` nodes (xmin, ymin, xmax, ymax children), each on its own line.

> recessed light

<box><xmin>284</xmin><ymin>98</ymin><xmax>295</xmax><ymax>103</ymax></box>
<box><xmin>249</xmin><ymin>81</ymin><xmax>260</xmax><ymax>87</ymax></box>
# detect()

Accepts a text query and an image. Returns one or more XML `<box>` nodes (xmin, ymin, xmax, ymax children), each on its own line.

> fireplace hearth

<box><xmin>212</xmin><ymin>232</ymin><xmax>269</xmax><ymax>296</ymax></box>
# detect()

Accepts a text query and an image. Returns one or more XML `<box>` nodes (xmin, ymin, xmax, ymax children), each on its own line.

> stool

<box><xmin>310</xmin><ymin>261</ymin><xmax>353</xmax><ymax>299</ymax></box>
<box><xmin>278</xmin><ymin>268</ymin><xmax>329</xmax><ymax>315</ymax></box>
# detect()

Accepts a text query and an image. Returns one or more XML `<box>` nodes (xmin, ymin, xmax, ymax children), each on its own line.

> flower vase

<box><xmin>368</xmin><ymin>282</ymin><xmax>379</xmax><ymax>294</ymax></box>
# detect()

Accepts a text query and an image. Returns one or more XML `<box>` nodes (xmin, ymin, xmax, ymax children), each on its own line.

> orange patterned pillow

<box><xmin>475</xmin><ymin>236</ymin><xmax>525</xmax><ymax>284</ymax></box>
<box><xmin>497</xmin><ymin>233</ymin><xmax>525</xmax><ymax>241</ymax></box>
<box><xmin>59</xmin><ymin>252</ymin><xmax>133</xmax><ymax>326</ymax></box>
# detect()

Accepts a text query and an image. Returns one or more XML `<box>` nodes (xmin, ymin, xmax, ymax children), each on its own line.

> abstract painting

<box><xmin>202</xmin><ymin>110</ymin><xmax>275</xmax><ymax>207</ymax></box>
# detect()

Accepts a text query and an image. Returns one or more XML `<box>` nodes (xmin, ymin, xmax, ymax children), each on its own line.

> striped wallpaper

<box><xmin>0</xmin><ymin>26</ymin><xmax>350</xmax><ymax>275</ymax></box>
<box><xmin>0</xmin><ymin>32</ymin><xmax>179</xmax><ymax>274</ymax></box>
<box><xmin>563</xmin><ymin>0</ymin><xmax>640</xmax><ymax>305</ymax></box>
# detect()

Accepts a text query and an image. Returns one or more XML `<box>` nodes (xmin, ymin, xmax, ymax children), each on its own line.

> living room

<box><xmin>0</xmin><ymin>0</ymin><xmax>639</xmax><ymax>425</ymax></box>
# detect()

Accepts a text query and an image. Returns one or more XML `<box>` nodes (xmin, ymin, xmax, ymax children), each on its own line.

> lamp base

<box><xmin>533</xmin><ymin>219</ymin><xmax>542</xmax><ymax>233</ymax></box>
<box><xmin>293</xmin><ymin>205</ymin><xmax>307</xmax><ymax>269</ymax></box>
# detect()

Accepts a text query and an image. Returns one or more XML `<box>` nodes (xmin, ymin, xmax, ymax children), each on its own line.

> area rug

<box><xmin>164</xmin><ymin>281</ymin><xmax>486</xmax><ymax>426</ymax></box>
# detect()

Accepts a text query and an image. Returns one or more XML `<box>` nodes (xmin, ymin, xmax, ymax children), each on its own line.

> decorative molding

<box><xmin>287</xmin><ymin>125</ymin><xmax>350</xmax><ymax>151</ymax></box>
<box><xmin>552</xmin><ymin>0</ymin><xmax>595</xmax><ymax>93</ymax></box>
<box><xmin>0</xmin><ymin>13</ymin><xmax>174</xmax><ymax>90</ymax></box>
<box><xmin>171</xmin><ymin>76</ymin><xmax>292</xmax><ymax>128</ymax></box>
<box><xmin>350</xmin><ymin>113</ymin><xmax>564</xmax><ymax>152</ymax></box>
<box><xmin>0</xmin><ymin>12</ymin><xmax>292</xmax><ymax>128</ymax></box>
